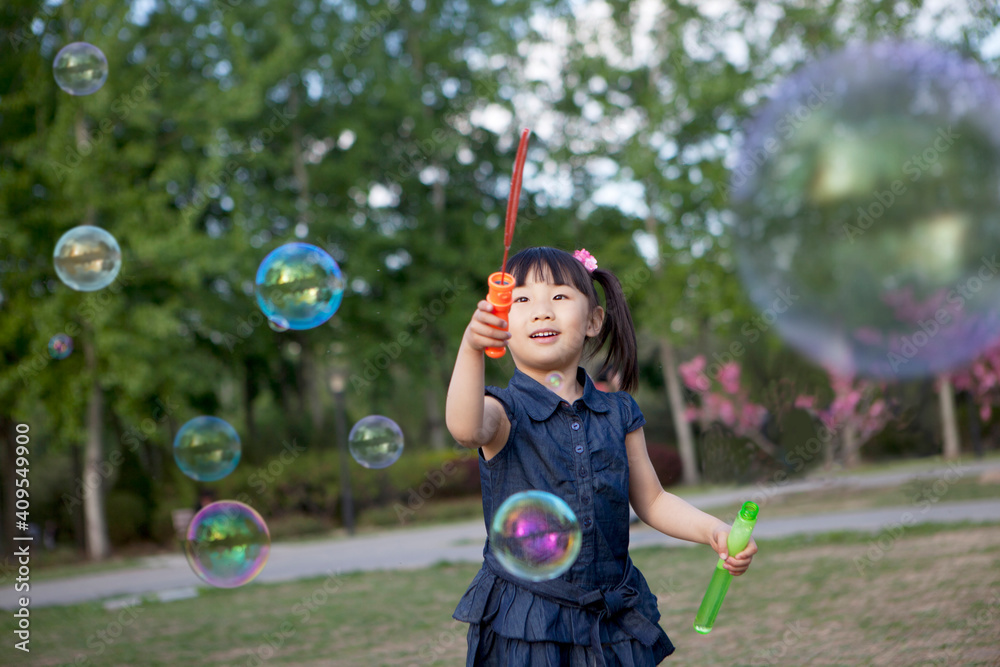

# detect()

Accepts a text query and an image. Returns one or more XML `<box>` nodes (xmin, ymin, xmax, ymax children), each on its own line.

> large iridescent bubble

<box><xmin>348</xmin><ymin>415</ymin><xmax>404</xmax><ymax>469</ymax></box>
<box><xmin>53</xmin><ymin>226</ymin><xmax>122</xmax><ymax>292</ymax></box>
<box><xmin>184</xmin><ymin>501</ymin><xmax>270</xmax><ymax>588</ymax></box>
<box><xmin>173</xmin><ymin>416</ymin><xmax>242</xmax><ymax>482</ymax></box>
<box><xmin>53</xmin><ymin>42</ymin><xmax>108</xmax><ymax>96</ymax></box>
<box><xmin>255</xmin><ymin>243</ymin><xmax>344</xmax><ymax>331</ymax></box>
<box><xmin>490</xmin><ymin>490</ymin><xmax>581</xmax><ymax>581</ymax></box>
<box><xmin>730</xmin><ymin>41</ymin><xmax>1000</xmax><ymax>379</ymax></box>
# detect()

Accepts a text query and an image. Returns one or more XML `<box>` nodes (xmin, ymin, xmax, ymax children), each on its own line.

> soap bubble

<box><xmin>53</xmin><ymin>226</ymin><xmax>122</xmax><ymax>292</ymax></box>
<box><xmin>730</xmin><ymin>41</ymin><xmax>1000</xmax><ymax>379</ymax></box>
<box><xmin>490</xmin><ymin>490</ymin><xmax>581</xmax><ymax>581</ymax></box>
<box><xmin>255</xmin><ymin>243</ymin><xmax>344</xmax><ymax>330</ymax></box>
<box><xmin>185</xmin><ymin>501</ymin><xmax>270</xmax><ymax>588</ymax></box>
<box><xmin>48</xmin><ymin>334</ymin><xmax>73</xmax><ymax>360</ymax></box>
<box><xmin>348</xmin><ymin>415</ymin><xmax>404</xmax><ymax>469</ymax></box>
<box><xmin>545</xmin><ymin>372</ymin><xmax>563</xmax><ymax>388</ymax></box>
<box><xmin>268</xmin><ymin>316</ymin><xmax>289</xmax><ymax>332</ymax></box>
<box><xmin>173</xmin><ymin>416</ymin><xmax>241</xmax><ymax>482</ymax></box>
<box><xmin>53</xmin><ymin>42</ymin><xmax>108</xmax><ymax>96</ymax></box>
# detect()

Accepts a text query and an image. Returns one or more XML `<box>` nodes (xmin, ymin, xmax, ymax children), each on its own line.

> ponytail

<box><xmin>588</xmin><ymin>268</ymin><xmax>639</xmax><ymax>394</ymax></box>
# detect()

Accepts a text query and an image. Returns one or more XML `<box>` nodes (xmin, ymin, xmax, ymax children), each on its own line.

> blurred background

<box><xmin>2</xmin><ymin>0</ymin><xmax>1000</xmax><ymax>663</ymax></box>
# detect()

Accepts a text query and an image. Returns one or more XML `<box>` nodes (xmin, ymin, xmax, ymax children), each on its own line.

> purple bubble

<box><xmin>491</xmin><ymin>490</ymin><xmax>581</xmax><ymax>581</ymax></box>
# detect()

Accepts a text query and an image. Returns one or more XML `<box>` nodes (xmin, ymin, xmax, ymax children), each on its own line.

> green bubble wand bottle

<box><xmin>693</xmin><ymin>501</ymin><xmax>759</xmax><ymax>634</ymax></box>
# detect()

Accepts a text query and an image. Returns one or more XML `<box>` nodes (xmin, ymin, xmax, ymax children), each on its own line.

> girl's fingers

<box><xmin>473</xmin><ymin>309</ymin><xmax>509</xmax><ymax>330</ymax></box>
<box><xmin>734</xmin><ymin>542</ymin><xmax>758</xmax><ymax>559</ymax></box>
<box><xmin>469</xmin><ymin>318</ymin><xmax>511</xmax><ymax>341</ymax></box>
<box><xmin>470</xmin><ymin>332</ymin><xmax>508</xmax><ymax>351</ymax></box>
<box><xmin>725</xmin><ymin>552</ymin><xmax>754</xmax><ymax>575</ymax></box>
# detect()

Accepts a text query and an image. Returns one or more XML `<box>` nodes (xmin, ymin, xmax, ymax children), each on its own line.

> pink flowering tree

<box><xmin>792</xmin><ymin>373</ymin><xmax>893</xmax><ymax>468</ymax></box>
<box><xmin>680</xmin><ymin>356</ymin><xmax>894</xmax><ymax>469</ymax></box>
<box><xmin>947</xmin><ymin>341</ymin><xmax>1000</xmax><ymax>459</ymax></box>
<box><xmin>678</xmin><ymin>356</ymin><xmax>776</xmax><ymax>458</ymax></box>
<box><xmin>950</xmin><ymin>342</ymin><xmax>1000</xmax><ymax>422</ymax></box>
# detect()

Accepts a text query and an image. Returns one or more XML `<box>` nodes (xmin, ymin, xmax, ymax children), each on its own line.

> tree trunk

<box><xmin>70</xmin><ymin>443</ymin><xmax>86</xmax><ymax>553</ymax></box>
<box><xmin>966</xmin><ymin>391</ymin><xmax>983</xmax><ymax>458</ymax></box>
<box><xmin>824</xmin><ymin>432</ymin><xmax>836</xmax><ymax>470</ymax></box>
<box><xmin>424</xmin><ymin>375</ymin><xmax>446</xmax><ymax>451</ymax></box>
<box><xmin>0</xmin><ymin>415</ymin><xmax>15</xmax><ymax>559</ymax></box>
<box><xmin>82</xmin><ymin>336</ymin><xmax>110</xmax><ymax>560</ymax></box>
<box><xmin>301</xmin><ymin>345</ymin><xmax>324</xmax><ymax>440</ymax></box>
<box><xmin>939</xmin><ymin>375</ymin><xmax>961</xmax><ymax>460</ymax></box>
<box><xmin>842</xmin><ymin>424</ymin><xmax>859</xmax><ymax>468</ymax></box>
<box><xmin>244</xmin><ymin>359</ymin><xmax>258</xmax><ymax>448</ymax></box>
<box><xmin>660</xmin><ymin>338</ymin><xmax>699</xmax><ymax>484</ymax></box>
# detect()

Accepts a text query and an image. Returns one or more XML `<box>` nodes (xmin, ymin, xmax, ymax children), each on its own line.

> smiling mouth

<box><xmin>530</xmin><ymin>331</ymin><xmax>560</xmax><ymax>340</ymax></box>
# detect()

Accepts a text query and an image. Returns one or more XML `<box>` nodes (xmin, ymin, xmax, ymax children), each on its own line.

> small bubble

<box><xmin>173</xmin><ymin>416</ymin><xmax>241</xmax><ymax>482</ymax></box>
<box><xmin>48</xmin><ymin>334</ymin><xmax>73</xmax><ymax>360</ymax></box>
<box><xmin>53</xmin><ymin>42</ymin><xmax>108</xmax><ymax>96</ymax></box>
<box><xmin>348</xmin><ymin>415</ymin><xmax>404</xmax><ymax>469</ymax></box>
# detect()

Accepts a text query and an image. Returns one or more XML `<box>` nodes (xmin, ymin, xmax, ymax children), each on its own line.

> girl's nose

<box><xmin>531</xmin><ymin>306</ymin><xmax>553</xmax><ymax>321</ymax></box>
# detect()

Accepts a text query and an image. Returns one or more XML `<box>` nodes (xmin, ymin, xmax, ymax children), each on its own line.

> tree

<box><xmin>680</xmin><ymin>355</ymin><xmax>894</xmax><ymax>470</ymax></box>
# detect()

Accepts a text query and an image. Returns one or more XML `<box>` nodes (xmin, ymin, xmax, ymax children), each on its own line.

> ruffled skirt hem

<box><xmin>464</xmin><ymin>621</ymin><xmax>675</xmax><ymax>667</ymax></box>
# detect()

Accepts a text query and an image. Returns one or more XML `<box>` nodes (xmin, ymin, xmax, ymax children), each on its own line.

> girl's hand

<box><xmin>463</xmin><ymin>300</ymin><xmax>511</xmax><ymax>353</ymax></box>
<box><xmin>709</xmin><ymin>522</ymin><xmax>758</xmax><ymax>576</ymax></box>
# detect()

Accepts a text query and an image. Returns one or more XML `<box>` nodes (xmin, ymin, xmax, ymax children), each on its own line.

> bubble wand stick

<box><xmin>485</xmin><ymin>128</ymin><xmax>531</xmax><ymax>359</ymax></box>
<box><xmin>693</xmin><ymin>501</ymin><xmax>759</xmax><ymax>634</ymax></box>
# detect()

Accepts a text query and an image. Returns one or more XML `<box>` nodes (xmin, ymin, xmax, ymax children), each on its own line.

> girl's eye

<box><xmin>514</xmin><ymin>296</ymin><xmax>528</xmax><ymax>303</ymax></box>
<box><xmin>554</xmin><ymin>294</ymin><xmax>566</xmax><ymax>300</ymax></box>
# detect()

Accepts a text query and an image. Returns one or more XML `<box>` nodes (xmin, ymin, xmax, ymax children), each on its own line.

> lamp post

<box><xmin>328</xmin><ymin>366</ymin><xmax>355</xmax><ymax>536</ymax></box>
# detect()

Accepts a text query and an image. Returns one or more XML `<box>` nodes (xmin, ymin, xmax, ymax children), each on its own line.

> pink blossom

<box><xmin>718</xmin><ymin>362</ymin><xmax>741</xmax><ymax>394</ymax></box>
<box><xmin>679</xmin><ymin>356</ymin><xmax>710</xmax><ymax>392</ymax></box>
<box><xmin>738</xmin><ymin>403</ymin><xmax>767</xmax><ymax>432</ymax></box>
<box><xmin>684</xmin><ymin>406</ymin><xmax>699</xmax><ymax>422</ymax></box>
<box><xmin>717</xmin><ymin>398</ymin><xmax>736</xmax><ymax>427</ymax></box>
<box><xmin>794</xmin><ymin>395</ymin><xmax>815</xmax><ymax>409</ymax></box>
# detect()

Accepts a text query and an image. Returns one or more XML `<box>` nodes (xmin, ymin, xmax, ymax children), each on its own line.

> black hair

<box><xmin>504</xmin><ymin>246</ymin><xmax>639</xmax><ymax>393</ymax></box>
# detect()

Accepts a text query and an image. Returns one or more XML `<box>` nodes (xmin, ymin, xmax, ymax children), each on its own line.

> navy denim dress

<box><xmin>453</xmin><ymin>367</ymin><xmax>675</xmax><ymax>666</ymax></box>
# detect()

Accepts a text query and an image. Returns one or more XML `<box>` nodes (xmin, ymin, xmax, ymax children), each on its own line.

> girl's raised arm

<box><xmin>446</xmin><ymin>300</ymin><xmax>511</xmax><ymax>453</ymax></box>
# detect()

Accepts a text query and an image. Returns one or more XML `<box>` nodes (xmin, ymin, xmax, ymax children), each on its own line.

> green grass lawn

<box><xmin>6</xmin><ymin>522</ymin><xmax>999</xmax><ymax>666</ymax></box>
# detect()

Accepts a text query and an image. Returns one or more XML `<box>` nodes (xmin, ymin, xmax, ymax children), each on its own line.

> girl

<box><xmin>446</xmin><ymin>246</ymin><xmax>757</xmax><ymax>666</ymax></box>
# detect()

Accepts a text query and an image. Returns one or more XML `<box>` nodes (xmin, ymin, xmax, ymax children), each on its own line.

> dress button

<box><xmin>582</xmin><ymin>496</ymin><xmax>591</xmax><ymax>504</ymax></box>
<box><xmin>571</xmin><ymin>422</ymin><xmax>581</xmax><ymax>431</ymax></box>
<box><xmin>579</xmin><ymin>468</ymin><xmax>587</xmax><ymax>477</ymax></box>
<box><xmin>583</xmin><ymin>518</ymin><xmax>592</xmax><ymax>528</ymax></box>
<box><xmin>575</xmin><ymin>445</ymin><xmax>584</xmax><ymax>453</ymax></box>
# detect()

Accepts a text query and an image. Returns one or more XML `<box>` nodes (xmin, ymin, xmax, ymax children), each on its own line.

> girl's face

<box><xmin>506</xmin><ymin>272</ymin><xmax>603</xmax><ymax>373</ymax></box>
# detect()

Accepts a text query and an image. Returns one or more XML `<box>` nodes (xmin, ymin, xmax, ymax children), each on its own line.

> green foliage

<box><xmin>2</xmin><ymin>0</ymin><xmax>1000</xmax><ymax>553</ymax></box>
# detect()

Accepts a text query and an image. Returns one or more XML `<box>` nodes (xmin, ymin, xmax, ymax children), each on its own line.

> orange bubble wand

<box><xmin>485</xmin><ymin>128</ymin><xmax>531</xmax><ymax>359</ymax></box>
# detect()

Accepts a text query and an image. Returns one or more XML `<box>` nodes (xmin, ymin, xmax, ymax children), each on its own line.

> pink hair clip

<box><xmin>573</xmin><ymin>248</ymin><xmax>598</xmax><ymax>273</ymax></box>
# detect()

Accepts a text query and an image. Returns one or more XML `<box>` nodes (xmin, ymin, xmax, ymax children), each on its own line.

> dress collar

<box><xmin>509</xmin><ymin>366</ymin><xmax>613</xmax><ymax>421</ymax></box>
